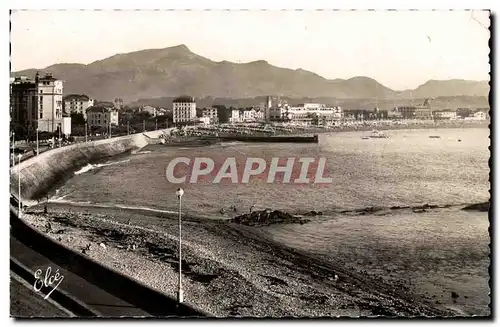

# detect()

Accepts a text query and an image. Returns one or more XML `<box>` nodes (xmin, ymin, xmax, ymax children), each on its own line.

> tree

<box><xmin>214</xmin><ymin>105</ymin><xmax>230</xmax><ymax>123</ymax></box>
<box><xmin>71</xmin><ymin>112</ymin><xmax>86</xmax><ymax>125</ymax></box>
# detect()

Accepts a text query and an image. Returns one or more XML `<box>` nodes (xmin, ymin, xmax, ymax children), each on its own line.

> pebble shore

<box><xmin>21</xmin><ymin>205</ymin><xmax>452</xmax><ymax>317</ymax></box>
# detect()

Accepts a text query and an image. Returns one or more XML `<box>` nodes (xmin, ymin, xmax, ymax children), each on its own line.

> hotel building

<box><xmin>173</xmin><ymin>96</ymin><xmax>196</xmax><ymax>124</ymax></box>
<box><xmin>11</xmin><ymin>72</ymin><xmax>64</xmax><ymax>133</ymax></box>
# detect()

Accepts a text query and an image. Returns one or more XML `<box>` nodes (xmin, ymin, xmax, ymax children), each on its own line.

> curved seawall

<box><xmin>9</xmin><ymin>130</ymin><xmax>170</xmax><ymax>205</ymax></box>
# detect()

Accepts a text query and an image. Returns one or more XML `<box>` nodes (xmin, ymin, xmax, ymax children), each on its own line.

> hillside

<box><xmin>12</xmin><ymin>44</ymin><xmax>489</xmax><ymax>103</ymax></box>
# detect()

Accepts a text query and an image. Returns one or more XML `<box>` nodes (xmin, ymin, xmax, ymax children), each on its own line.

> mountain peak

<box><xmin>247</xmin><ymin>60</ymin><xmax>268</xmax><ymax>65</ymax></box>
<box><xmin>165</xmin><ymin>44</ymin><xmax>191</xmax><ymax>53</ymax></box>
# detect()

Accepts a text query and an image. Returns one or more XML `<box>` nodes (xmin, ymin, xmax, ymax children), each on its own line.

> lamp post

<box><xmin>127</xmin><ymin>121</ymin><xmax>130</xmax><ymax>135</ymax></box>
<box><xmin>109</xmin><ymin>121</ymin><xmax>112</xmax><ymax>139</ymax></box>
<box><xmin>175</xmin><ymin>188</ymin><xmax>184</xmax><ymax>303</ymax></box>
<box><xmin>11</xmin><ymin>132</ymin><xmax>15</xmax><ymax>166</ymax></box>
<box><xmin>155</xmin><ymin>119</ymin><xmax>158</xmax><ymax>131</ymax></box>
<box><xmin>85</xmin><ymin>123</ymin><xmax>88</xmax><ymax>142</ymax></box>
<box><xmin>143</xmin><ymin>120</ymin><xmax>146</xmax><ymax>132</ymax></box>
<box><xmin>36</xmin><ymin>128</ymin><xmax>39</xmax><ymax>155</ymax></box>
<box><xmin>18</xmin><ymin>154</ymin><xmax>22</xmax><ymax>217</ymax></box>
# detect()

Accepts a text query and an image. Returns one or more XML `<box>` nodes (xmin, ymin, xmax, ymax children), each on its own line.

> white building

<box><xmin>87</xmin><ymin>106</ymin><xmax>119</xmax><ymax>129</ymax></box>
<box><xmin>229</xmin><ymin>109</ymin><xmax>241</xmax><ymax>123</ymax></box>
<box><xmin>64</xmin><ymin>94</ymin><xmax>94</xmax><ymax>119</ymax></box>
<box><xmin>173</xmin><ymin>96</ymin><xmax>196</xmax><ymax>124</ymax></box>
<box><xmin>465</xmin><ymin>111</ymin><xmax>488</xmax><ymax>120</ymax></box>
<box><xmin>10</xmin><ymin>72</ymin><xmax>64</xmax><ymax>133</ymax></box>
<box><xmin>61</xmin><ymin>116</ymin><xmax>72</xmax><ymax>137</ymax></box>
<box><xmin>197</xmin><ymin>117</ymin><xmax>211</xmax><ymax>125</ymax></box>
<box><xmin>433</xmin><ymin>110</ymin><xmax>457</xmax><ymax>120</ymax></box>
<box><xmin>265</xmin><ymin>102</ymin><xmax>343</xmax><ymax>123</ymax></box>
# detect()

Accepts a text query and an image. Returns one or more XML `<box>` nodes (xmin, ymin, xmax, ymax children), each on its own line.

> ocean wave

<box><xmin>74</xmin><ymin>159</ymin><xmax>130</xmax><ymax>175</ymax></box>
<box><xmin>49</xmin><ymin>198</ymin><xmax>92</xmax><ymax>205</ymax></box>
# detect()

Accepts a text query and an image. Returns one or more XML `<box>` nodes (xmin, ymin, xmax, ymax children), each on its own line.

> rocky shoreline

<box><xmin>19</xmin><ymin>203</ymin><xmax>458</xmax><ymax>317</ymax></box>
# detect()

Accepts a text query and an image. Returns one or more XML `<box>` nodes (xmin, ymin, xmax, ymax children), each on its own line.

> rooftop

<box><xmin>173</xmin><ymin>95</ymin><xmax>195</xmax><ymax>103</ymax></box>
<box><xmin>64</xmin><ymin>94</ymin><xmax>90</xmax><ymax>101</ymax></box>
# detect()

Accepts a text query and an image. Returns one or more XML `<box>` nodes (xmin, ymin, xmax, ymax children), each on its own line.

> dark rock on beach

<box><xmin>230</xmin><ymin>209</ymin><xmax>310</xmax><ymax>227</ymax></box>
<box><xmin>461</xmin><ymin>202</ymin><xmax>490</xmax><ymax>212</ymax></box>
<box><xmin>303</xmin><ymin>210</ymin><xmax>323</xmax><ymax>216</ymax></box>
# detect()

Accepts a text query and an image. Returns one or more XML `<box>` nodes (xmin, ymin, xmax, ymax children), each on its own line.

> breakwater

<box><xmin>204</xmin><ymin>134</ymin><xmax>319</xmax><ymax>143</ymax></box>
<box><xmin>9</xmin><ymin>130</ymin><xmax>168</xmax><ymax>205</ymax></box>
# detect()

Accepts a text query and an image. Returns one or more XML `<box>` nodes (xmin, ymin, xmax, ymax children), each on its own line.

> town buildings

<box><xmin>11</xmin><ymin>72</ymin><xmax>65</xmax><ymax>133</ymax></box>
<box><xmin>263</xmin><ymin>96</ymin><xmax>343</xmax><ymax>123</ymax></box>
<box><xmin>63</xmin><ymin>94</ymin><xmax>94</xmax><ymax>119</ymax></box>
<box><xmin>286</xmin><ymin>104</ymin><xmax>343</xmax><ymax>122</ymax></box>
<box><xmin>433</xmin><ymin>110</ymin><xmax>457</xmax><ymax>120</ymax></box>
<box><xmin>201</xmin><ymin>107</ymin><xmax>219</xmax><ymax>124</ymax></box>
<box><xmin>141</xmin><ymin>105</ymin><xmax>157</xmax><ymax>117</ymax></box>
<box><xmin>395</xmin><ymin>99</ymin><xmax>433</xmax><ymax>120</ymax></box>
<box><xmin>87</xmin><ymin>105</ymin><xmax>119</xmax><ymax>129</ymax></box>
<box><xmin>173</xmin><ymin>96</ymin><xmax>196</xmax><ymax>124</ymax></box>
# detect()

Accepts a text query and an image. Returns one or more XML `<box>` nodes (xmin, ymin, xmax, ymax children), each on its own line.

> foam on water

<box><xmin>74</xmin><ymin>159</ymin><xmax>130</xmax><ymax>175</ymax></box>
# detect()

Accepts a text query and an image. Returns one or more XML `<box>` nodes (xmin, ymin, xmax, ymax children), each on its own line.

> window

<box><xmin>40</xmin><ymin>90</ymin><xmax>43</xmax><ymax>94</ymax></box>
<box><xmin>39</xmin><ymin>112</ymin><xmax>43</xmax><ymax>119</ymax></box>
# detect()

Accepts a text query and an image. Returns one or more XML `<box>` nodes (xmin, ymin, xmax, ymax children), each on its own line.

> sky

<box><xmin>10</xmin><ymin>9</ymin><xmax>490</xmax><ymax>90</ymax></box>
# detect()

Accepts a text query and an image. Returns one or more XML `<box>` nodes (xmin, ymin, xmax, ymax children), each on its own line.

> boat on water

<box><xmin>369</xmin><ymin>130</ymin><xmax>389</xmax><ymax>139</ymax></box>
<box><xmin>429</xmin><ymin>136</ymin><xmax>441</xmax><ymax>139</ymax></box>
<box><xmin>361</xmin><ymin>136</ymin><xmax>370</xmax><ymax>140</ymax></box>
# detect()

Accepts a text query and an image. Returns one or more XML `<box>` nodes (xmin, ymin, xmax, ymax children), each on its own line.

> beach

<box><xmin>21</xmin><ymin>202</ymin><xmax>462</xmax><ymax>317</ymax></box>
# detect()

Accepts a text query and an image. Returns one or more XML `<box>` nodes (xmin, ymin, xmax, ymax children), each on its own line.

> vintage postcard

<box><xmin>9</xmin><ymin>9</ymin><xmax>491</xmax><ymax>318</ymax></box>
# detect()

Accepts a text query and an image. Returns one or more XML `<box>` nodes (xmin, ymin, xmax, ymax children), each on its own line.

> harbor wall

<box><xmin>9</xmin><ymin>132</ymin><xmax>161</xmax><ymax>205</ymax></box>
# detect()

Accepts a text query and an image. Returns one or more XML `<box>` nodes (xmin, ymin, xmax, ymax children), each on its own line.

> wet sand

<box><xmin>19</xmin><ymin>202</ymin><xmax>462</xmax><ymax>317</ymax></box>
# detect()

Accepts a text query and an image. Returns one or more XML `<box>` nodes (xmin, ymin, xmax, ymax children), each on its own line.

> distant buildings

<box><xmin>286</xmin><ymin>104</ymin><xmax>343</xmax><ymax>122</ymax></box>
<box><xmin>201</xmin><ymin>107</ymin><xmax>218</xmax><ymax>124</ymax></box>
<box><xmin>173</xmin><ymin>96</ymin><xmax>196</xmax><ymax>124</ymax></box>
<box><xmin>87</xmin><ymin>106</ymin><xmax>119</xmax><ymax>129</ymax></box>
<box><xmin>11</xmin><ymin>72</ymin><xmax>65</xmax><ymax>133</ymax></box>
<box><xmin>264</xmin><ymin>96</ymin><xmax>343</xmax><ymax>123</ymax></box>
<box><xmin>465</xmin><ymin>111</ymin><xmax>489</xmax><ymax>121</ymax></box>
<box><xmin>63</xmin><ymin>94</ymin><xmax>94</xmax><ymax>119</ymax></box>
<box><xmin>433</xmin><ymin>110</ymin><xmax>457</xmax><ymax>120</ymax></box>
<box><xmin>141</xmin><ymin>105</ymin><xmax>157</xmax><ymax>117</ymax></box>
<box><xmin>396</xmin><ymin>99</ymin><xmax>433</xmax><ymax>120</ymax></box>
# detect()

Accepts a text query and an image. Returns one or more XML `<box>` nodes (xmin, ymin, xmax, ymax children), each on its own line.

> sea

<box><xmin>51</xmin><ymin>127</ymin><xmax>491</xmax><ymax>315</ymax></box>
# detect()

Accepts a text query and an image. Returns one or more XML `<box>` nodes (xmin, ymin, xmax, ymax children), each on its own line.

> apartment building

<box><xmin>10</xmin><ymin>72</ymin><xmax>64</xmax><ymax>133</ymax></box>
<box><xmin>173</xmin><ymin>96</ymin><xmax>196</xmax><ymax>124</ymax></box>
<box><xmin>63</xmin><ymin>94</ymin><xmax>94</xmax><ymax>119</ymax></box>
<box><xmin>201</xmin><ymin>107</ymin><xmax>218</xmax><ymax>124</ymax></box>
<box><xmin>87</xmin><ymin>106</ymin><xmax>119</xmax><ymax>129</ymax></box>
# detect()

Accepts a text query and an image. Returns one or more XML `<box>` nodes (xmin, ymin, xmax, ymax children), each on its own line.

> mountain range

<box><xmin>12</xmin><ymin>44</ymin><xmax>490</xmax><ymax>104</ymax></box>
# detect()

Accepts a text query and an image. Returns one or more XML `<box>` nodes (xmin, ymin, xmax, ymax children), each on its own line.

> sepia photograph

<box><xmin>8</xmin><ymin>8</ymin><xmax>491</xmax><ymax>318</ymax></box>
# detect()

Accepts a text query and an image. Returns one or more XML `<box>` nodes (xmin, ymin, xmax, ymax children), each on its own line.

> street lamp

<box><xmin>11</xmin><ymin>132</ymin><xmax>15</xmax><ymax>166</ymax></box>
<box><xmin>175</xmin><ymin>188</ymin><xmax>184</xmax><ymax>303</ymax></box>
<box><xmin>155</xmin><ymin>119</ymin><xmax>158</xmax><ymax>131</ymax></box>
<box><xmin>18</xmin><ymin>153</ymin><xmax>22</xmax><ymax>217</ymax></box>
<box><xmin>143</xmin><ymin>120</ymin><xmax>146</xmax><ymax>132</ymax></box>
<box><xmin>36</xmin><ymin>128</ymin><xmax>39</xmax><ymax>155</ymax></box>
<box><xmin>85</xmin><ymin>123</ymin><xmax>88</xmax><ymax>142</ymax></box>
<box><xmin>127</xmin><ymin>121</ymin><xmax>130</xmax><ymax>135</ymax></box>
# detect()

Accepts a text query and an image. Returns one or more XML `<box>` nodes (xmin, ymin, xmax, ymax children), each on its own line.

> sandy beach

<box><xmin>19</xmin><ymin>201</ymin><xmax>467</xmax><ymax>317</ymax></box>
